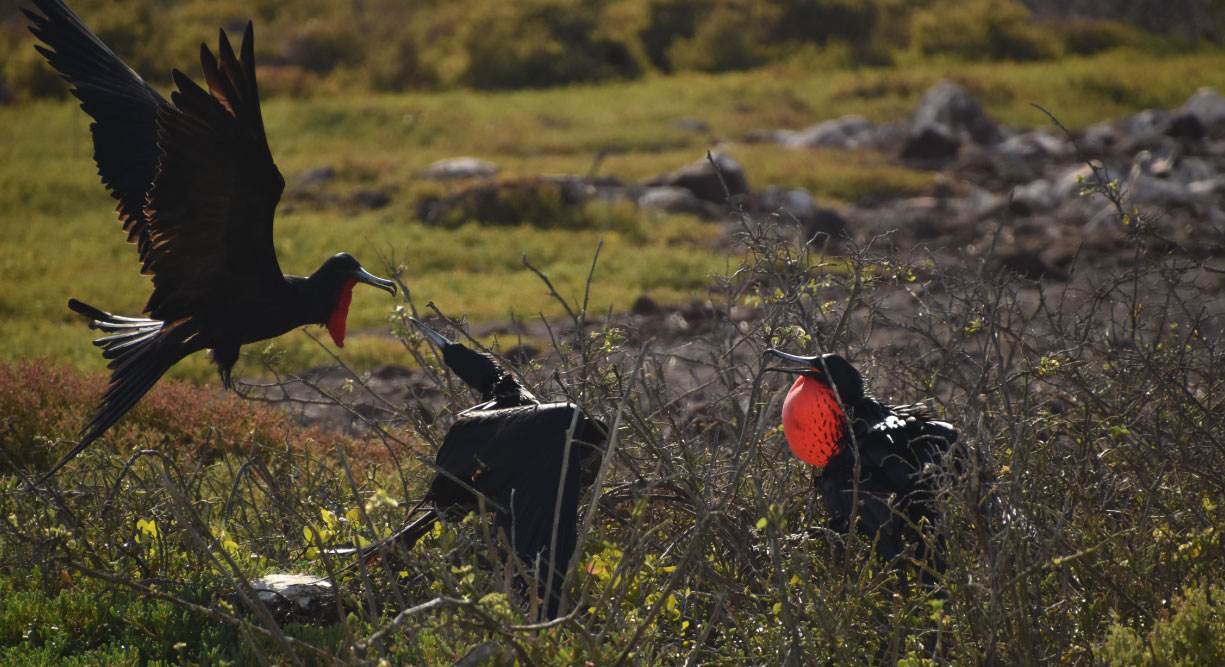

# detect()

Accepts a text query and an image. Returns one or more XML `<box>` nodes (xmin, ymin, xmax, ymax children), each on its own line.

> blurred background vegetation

<box><xmin>1</xmin><ymin>0</ymin><xmax>1222</xmax><ymax>100</ymax></box>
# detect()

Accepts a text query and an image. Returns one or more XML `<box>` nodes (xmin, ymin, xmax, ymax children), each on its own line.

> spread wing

<box><xmin>142</xmin><ymin>24</ymin><xmax>285</xmax><ymax>322</ymax></box>
<box><xmin>24</xmin><ymin>0</ymin><xmax>167</xmax><ymax>244</ymax></box>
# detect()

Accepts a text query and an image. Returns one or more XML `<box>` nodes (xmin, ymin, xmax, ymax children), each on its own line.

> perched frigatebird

<box><xmin>765</xmin><ymin>349</ymin><xmax>958</xmax><ymax>573</ymax></box>
<box><xmin>362</xmin><ymin>318</ymin><xmax>606</xmax><ymax>618</ymax></box>
<box><xmin>25</xmin><ymin>0</ymin><xmax>397</xmax><ymax>483</ymax></box>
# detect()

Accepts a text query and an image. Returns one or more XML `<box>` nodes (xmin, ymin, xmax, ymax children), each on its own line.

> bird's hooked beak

<box><xmin>353</xmin><ymin>267</ymin><xmax>397</xmax><ymax>295</ymax></box>
<box><xmin>763</xmin><ymin>348</ymin><xmax>821</xmax><ymax>375</ymax></box>
<box><xmin>410</xmin><ymin>317</ymin><xmax>453</xmax><ymax>349</ymax></box>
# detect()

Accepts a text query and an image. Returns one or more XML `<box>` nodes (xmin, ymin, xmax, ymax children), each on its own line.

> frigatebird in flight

<box><xmin>25</xmin><ymin>0</ymin><xmax>397</xmax><ymax>482</ymax></box>
<box><xmin>765</xmin><ymin>349</ymin><xmax>958</xmax><ymax>574</ymax></box>
<box><xmin>361</xmin><ymin>318</ymin><xmax>606</xmax><ymax>618</ymax></box>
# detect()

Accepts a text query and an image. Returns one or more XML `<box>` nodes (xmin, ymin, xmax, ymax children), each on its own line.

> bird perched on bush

<box><xmin>24</xmin><ymin>0</ymin><xmax>397</xmax><ymax>483</ymax></box>
<box><xmin>765</xmin><ymin>349</ymin><xmax>959</xmax><ymax>575</ymax></box>
<box><xmin>359</xmin><ymin>318</ymin><xmax>607</xmax><ymax>618</ymax></box>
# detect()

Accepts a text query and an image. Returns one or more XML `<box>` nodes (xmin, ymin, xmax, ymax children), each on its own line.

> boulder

<box><xmin>1180</xmin><ymin>87</ymin><xmax>1225</xmax><ymax>136</ymax></box>
<box><xmin>1077</xmin><ymin>122</ymin><xmax>1119</xmax><ymax>155</ymax></box>
<box><xmin>995</xmin><ymin>130</ymin><xmax>1071</xmax><ymax>163</ymax></box>
<box><xmin>784</xmin><ymin>115</ymin><xmax>875</xmax><ymax>150</ymax></box>
<box><xmin>901</xmin><ymin>125</ymin><xmax>962</xmax><ymax>162</ymax></box>
<box><xmin>1009</xmin><ymin>178</ymin><xmax>1057</xmax><ymax>216</ymax></box>
<box><xmin>910</xmin><ymin>80</ymin><xmax>1001</xmax><ymax>146</ymax></box>
<box><xmin>758</xmin><ymin>186</ymin><xmax>848</xmax><ymax>239</ymax></box>
<box><xmin>1118</xmin><ymin>109</ymin><xmax>1172</xmax><ymax>137</ymax></box>
<box><xmin>637</xmin><ymin>186</ymin><xmax>723</xmax><ymax>219</ymax></box>
<box><xmin>645</xmin><ymin>152</ymin><xmax>749</xmax><ymax>203</ymax></box>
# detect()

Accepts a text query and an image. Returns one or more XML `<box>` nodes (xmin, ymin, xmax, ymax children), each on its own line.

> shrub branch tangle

<box><xmin>3</xmin><ymin>108</ymin><xmax>1225</xmax><ymax>660</ymax></box>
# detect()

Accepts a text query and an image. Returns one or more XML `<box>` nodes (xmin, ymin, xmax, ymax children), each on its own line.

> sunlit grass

<box><xmin>4</xmin><ymin>47</ymin><xmax>1225</xmax><ymax>381</ymax></box>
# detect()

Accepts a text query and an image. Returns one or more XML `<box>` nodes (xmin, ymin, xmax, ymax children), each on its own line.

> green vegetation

<box><xmin>3</xmin><ymin>188</ymin><xmax>1223</xmax><ymax>661</ymax></box>
<box><xmin>3</xmin><ymin>2</ymin><xmax>1225</xmax><ymax>662</ymax></box>
<box><xmin>3</xmin><ymin>0</ymin><xmax>1213</xmax><ymax>97</ymax></box>
<box><xmin>5</xmin><ymin>46</ymin><xmax>1225</xmax><ymax>380</ymax></box>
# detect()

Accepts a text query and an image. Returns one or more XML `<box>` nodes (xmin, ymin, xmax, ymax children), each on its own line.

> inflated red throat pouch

<box><xmin>326</xmin><ymin>279</ymin><xmax>357</xmax><ymax>347</ymax></box>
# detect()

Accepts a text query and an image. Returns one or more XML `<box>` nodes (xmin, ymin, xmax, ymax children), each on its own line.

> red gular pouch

<box><xmin>780</xmin><ymin>375</ymin><xmax>848</xmax><ymax>467</ymax></box>
<box><xmin>326</xmin><ymin>279</ymin><xmax>357</xmax><ymax>347</ymax></box>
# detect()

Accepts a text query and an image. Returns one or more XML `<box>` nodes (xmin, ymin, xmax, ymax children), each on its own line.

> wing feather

<box><xmin>24</xmin><ymin>0</ymin><xmax>167</xmax><ymax>248</ymax></box>
<box><xmin>141</xmin><ymin>24</ymin><xmax>285</xmax><ymax>323</ymax></box>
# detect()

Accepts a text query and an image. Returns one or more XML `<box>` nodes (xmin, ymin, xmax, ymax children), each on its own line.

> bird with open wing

<box><xmin>24</xmin><ymin>0</ymin><xmax>398</xmax><ymax>483</ymax></box>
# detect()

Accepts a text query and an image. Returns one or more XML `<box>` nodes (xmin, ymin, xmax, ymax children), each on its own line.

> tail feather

<box><xmin>94</xmin><ymin>330</ymin><xmax>159</xmax><ymax>358</ymax></box>
<box><xmin>34</xmin><ymin>300</ymin><xmax>187</xmax><ymax>486</ymax></box>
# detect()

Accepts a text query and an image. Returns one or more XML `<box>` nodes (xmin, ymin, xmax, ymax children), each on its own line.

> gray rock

<box><xmin>901</xmin><ymin>125</ymin><xmax>962</xmax><ymax>162</ymax></box>
<box><xmin>1077</xmin><ymin>123</ymin><xmax>1119</xmax><ymax>154</ymax></box>
<box><xmin>995</xmin><ymin>130</ymin><xmax>1071</xmax><ymax>162</ymax></box>
<box><xmin>950</xmin><ymin>147</ymin><xmax>1036</xmax><ymax>190</ymax></box>
<box><xmin>1166</xmin><ymin>113</ymin><xmax>1206</xmax><ymax>141</ymax></box>
<box><xmin>784</xmin><ymin>115</ymin><xmax>875</xmax><ymax>150</ymax></box>
<box><xmin>873</xmin><ymin>122</ymin><xmax>908</xmax><ymax>151</ymax></box>
<box><xmin>1119</xmin><ymin>109</ymin><xmax>1172</xmax><ymax>136</ymax></box>
<box><xmin>637</xmin><ymin>186</ymin><xmax>723</xmax><ymax>218</ymax></box>
<box><xmin>760</xmin><ymin>186</ymin><xmax>817</xmax><ymax>220</ymax></box>
<box><xmin>645</xmin><ymin>152</ymin><xmax>748</xmax><ymax>203</ymax></box>
<box><xmin>1009</xmin><ymin>179</ymin><xmax>1056</xmax><ymax>215</ymax></box>
<box><xmin>1126</xmin><ymin>151</ymin><xmax>1221</xmax><ymax>205</ymax></box>
<box><xmin>1181</xmin><ymin>87</ymin><xmax>1225</xmax><ymax>136</ymax></box>
<box><xmin>910</xmin><ymin>80</ymin><xmax>1001</xmax><ymax>146</ymax></box>
<box><xmin>952</xmin><ymin>185</ymin><xmax>1005</xmax><ymax>221</ymax></box>
<box><xmin>759</xmin><ymin>186</ymin><xmax>848</xmax><ymax>238</ymax></box>
<box><xmin>421</xmin><ymin>156</ymin><xmax>500</xmax><ymax>181</ymax></box>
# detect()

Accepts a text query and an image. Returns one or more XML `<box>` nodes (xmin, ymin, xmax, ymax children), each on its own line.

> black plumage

<box><xmin>25</xmin><ymin>0</ymin><xmax>396</xmax><ymax>483</ymax></box>
<box><xmin>766</xmin><ymin>349</ymin><xmax>959</xmax><ymax>573</ymax></box>
<box><xmin>368</xmin><ymin>319</ymin><xmax>606</xmax><ymax>618</ymax></box>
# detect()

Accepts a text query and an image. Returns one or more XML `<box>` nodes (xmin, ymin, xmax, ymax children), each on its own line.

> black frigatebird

<box><xmin>24</xmin><ymin>0</ymin><xmax>397</xmax><ymax>482</ymax></box>
<box><xmin>765</xmin><ymin>349</ymin><xmax>959</xmax><ymax>574</ymax></box>
<box><xmin>364</xmin><ymin>318</ymin><xmax>606</xmax><ymax>618</ymax></box>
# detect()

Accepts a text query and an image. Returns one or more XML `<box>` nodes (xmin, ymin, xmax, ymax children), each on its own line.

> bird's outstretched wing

<box><xmin>142</xmin><ymin>23</ymin><xmax>285</xmax><ymax>323</ymax></box>
<box><xmin>24</xmin><ymin>0</ymin><xmax>167</xmax><ymax>245</ymax></box>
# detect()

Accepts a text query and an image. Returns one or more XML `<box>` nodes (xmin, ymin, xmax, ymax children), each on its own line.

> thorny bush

<box><xmin>2</xmin><ymin>150</ymin><xmax>1225</xmax><ymax>663</ymax></box>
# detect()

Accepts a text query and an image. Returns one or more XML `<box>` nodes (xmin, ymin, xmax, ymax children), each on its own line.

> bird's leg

<box><xmin>211</xmin><ymin>344</ymin><xmax>240</xmax><ymax>390</ymax></box>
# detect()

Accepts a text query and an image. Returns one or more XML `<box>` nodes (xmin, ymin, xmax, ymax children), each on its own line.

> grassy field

<box><xmin>3</xmin><ymin>42</ymin><xmax>1225</xmax><ymax>664</ymax></box>
<box><xmin>5</xmin><ymin>48</ymin><xmax>1225</xmax><ymax>381</ymax></box>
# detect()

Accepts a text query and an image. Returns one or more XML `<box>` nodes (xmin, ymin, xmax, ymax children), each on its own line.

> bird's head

<box><xmin>313</xmin><ymin>253</ymin><xmax>396</xmax><ymax>347</ymax></box>
<box><xmin>411</xmin><ymin>316</ymin><xmax>505</xmax><ymax>401</ymax></box>
<box><xmin>763</xmin><ymin>349</ymin><xmax>863</xmax><ymax>467</ymax></box>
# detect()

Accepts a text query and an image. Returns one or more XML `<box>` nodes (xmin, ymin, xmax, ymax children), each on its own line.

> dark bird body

<box><xmin>369</xmin><ymin>319</ymin><xmax>606</xmax><ymax>618</ymax></box>
<box><xmin>25</xmin><ymin>0</ymin><xmax>396</xmax><ymax>482</ymax></box>
<box><xmin>766</xmin><ymin>350</ymin><xmax>958</xmax><ymax>571</ymax></box>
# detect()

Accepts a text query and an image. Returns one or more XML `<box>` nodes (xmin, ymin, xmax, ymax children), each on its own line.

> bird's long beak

<box><xmin>763</xmin><ymin>348</ymin><xmax>818</xmax><ymax>373</ymax></box>
<box><xmin>409</xmin><ymin>317</ymin><xmax>452</xmax><ymax>349</ymax></box>
<box><xmin>353</xmin><ymin>267</ymin><xmax>397</xmax><ymax>295</ymax></box>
